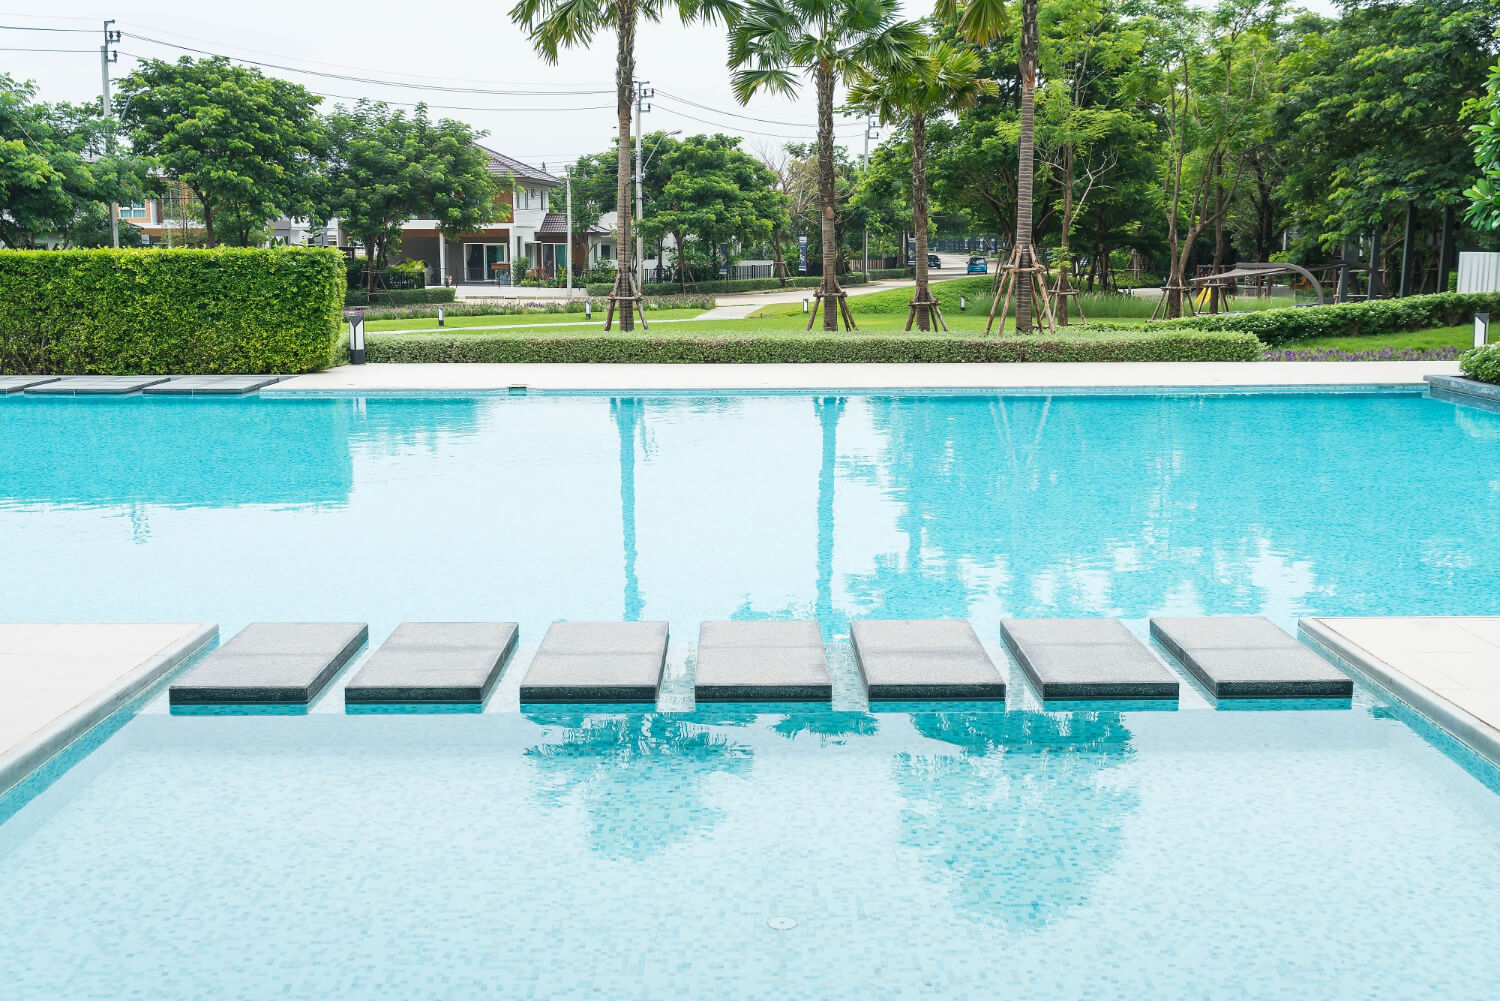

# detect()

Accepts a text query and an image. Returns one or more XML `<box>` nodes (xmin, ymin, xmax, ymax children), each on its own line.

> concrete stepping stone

<box><xmin>343</xmin><ymin>622</ymin><xmax>518</xmax><ymax>705</ymax></box>
<box><xmin>519</xmin><ymin>621</ymin><xmax>669</xmax><ymax>703</ymax></box>
<box><xmin>694</xmin><ymin>620</ymin><xmax>830</xmax><ymax>702</ymax></box>
<box><xmin>1002</xmin><ymin>618</ymin><xmax>1179</xmax><ymax>701</ymax></box>
<box><xmin>25</xmin><ymin>375</ymin><xmax>171</xmax><ymax>395</ymax></box>
<box><xmin>169</xmin><ymin>622</ymin><xmax>368</xmax><ymax>705</ymax></box>
<box><xmin>0</xmin><ymin>376</ymin><xmax>59</xmax><ymax>395</ymax></box>
<box><xmin>850</xmin><ymin>619</ymin><xmax>1005</xmax><ymax>701</ymax></box>
<box><xmin>143</xmin><ymin>375</ymin><xmax>282</xmax><ymax>395</ymax></box>
<box><xmin>1150</xmin><ymin>616</ymin><xmax>1353</xmax><ymax>699</ymax></box>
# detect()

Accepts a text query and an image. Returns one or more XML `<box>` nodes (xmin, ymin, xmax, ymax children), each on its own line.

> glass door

<box><xmin>465</xmin><ymin>243</ymin><xmax>506</xmax><ymax>283</ymax></box>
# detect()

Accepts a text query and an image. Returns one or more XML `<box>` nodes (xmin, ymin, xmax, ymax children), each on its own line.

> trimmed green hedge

<box><xmin>1460</xmin><ymin>343</ymin><xmax>1500</xmax><ymax>383</ymax></box>
<box><xmin>0</xmin><ymin>247</ymin><xmax>345</xmax><ymax>374</ymax></box>
<box><xmin>360</xmin><ymin>294</ymin><xmax>715</xmax><ymax>321</ymax></box>
<box><xmin>1162</xmin><ymin>291</ymin><xmax>1500</xmax><ymax>346</ymax></box>
<box><xmin>345</xmin><ymin>287</ymin><xmax>455</xmax><ymax>307</ymax></box>
<box><xmin>585</xmin><ymin>273</ymin><xmax>870</xmax><ymax>297</ymax></box>
<box><xmin>868</xmin><ymin>267</ymin><xmax>911</xmax><ymax>280</ymax></box>
<box><xmin>366</xmin><ymin>329</ymin><xmax>1260</xmax><ymax>364</ymax></box>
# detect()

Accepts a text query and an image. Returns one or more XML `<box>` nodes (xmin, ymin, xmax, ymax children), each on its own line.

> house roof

<box><xmin>537</xmin><ymin>212</ymin><xmax>567</xmax><ymax>234</ymax></box>
<box><xmin>479</xmin><ymin>145</ymin><xmax>561</xmax><ymax>187</ymax></box>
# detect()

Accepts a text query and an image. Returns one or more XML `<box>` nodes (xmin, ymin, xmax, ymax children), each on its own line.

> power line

<box><xmin>651</xmin><ymin>102</ymin><xmax>863</xmax><ymax>140</ymax></box>
<box><xmin>0</xmin><ymin>23</ymin><xmax>95</xmax><ymax>32</ymax></box>
<box><xmin>121</xmin><ymin>31</ymin><xmax>614</xmax><ymax>96</ymax></box>
<box><xmin>0</xmin><ymin>46</ymin><xmax>95</xmax><ymax>52</ymax></box>
<box><xmin>656</xmin><ymin>89</ymin><xmax>861</xmax><ymax>130</ymax></box>
<box><xmin>311</xmin><ymin>91</ymin><xmax>616</xmax><ymax>113</ymax></box>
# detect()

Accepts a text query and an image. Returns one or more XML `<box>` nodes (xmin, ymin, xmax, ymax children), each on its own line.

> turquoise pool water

<box><xmin>3</xmin><ymin>389</ymin><xmax>1500</xmax><ymax>999</ymax></box>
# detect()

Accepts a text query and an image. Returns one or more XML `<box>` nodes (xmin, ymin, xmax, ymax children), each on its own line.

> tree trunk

<box><xmin>676</xmin><ymin>229</ymin><xmax>687</xmax><ymax>291</ymax></box>
<box><xmin>910</xmin><ymin>114</ymin><xmax>932</xmax><ymax>330</ymax></box>
<box><xmin>1015</xmin><ymin>0</ymin><xmax>1039</xmax><ymax>332</ymax></box>
<box><xmin>1057</xmin><ymin>142</ymin><xmax>1074</xmax><ymax>325</ymax></box>
<box><xmin>816</xmin><ymin>62</ymin><xmax>841</xmax><ymax>331</ymax></box>
<box><xmin>1209</xmin><ymin>180</ymin><xmax>1226</xmax><ymax>313</ymax></box>
<box><xmin>612</xmin><ymin>0</ymin><xmax>637</xmax><ymax>330</ymax></box>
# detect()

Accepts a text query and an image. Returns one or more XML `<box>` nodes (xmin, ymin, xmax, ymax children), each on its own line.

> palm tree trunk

<box><xmin>1015</xmin><ymin>0</ymin><xmax>1039</xmax><ymax>333</ymax></box>
<box><xmin>612</xmin><ymin>0</ymin><xmax>637</xmax><ymax>330</ymax></box>
<box><xmin>910</xmin><ymin>113</ymin><xmax>931</xmax><ymax>331</ymax></box>
<box><xmin>816</xmin><ymin>62</ymin><xmax>841</xmax><ymax>331</ymax></box>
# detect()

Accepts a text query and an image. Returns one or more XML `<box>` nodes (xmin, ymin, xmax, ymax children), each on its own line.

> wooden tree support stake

<box><xmin>603</xmin><ymin>272</ymin><xmax>650</xmax><ymax>331</ymax></box>
<box><xmin>905</xmin><ymin>297</ymin><xmax>948</xmax><ymax>332</ymax></box>
<box><xmin>985</xmin><ymin>242</ymin><xmax>1057</xmax><ymax>336</ymax></box>
<box><xmin>806</xmin><ymin>284</ymin><xmax>857</xmax><ymax>332</ymax></box>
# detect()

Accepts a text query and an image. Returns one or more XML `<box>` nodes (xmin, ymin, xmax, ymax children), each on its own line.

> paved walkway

<box><xmin>1303</xmin><ymin>617</ymin><xmax>1500</xmax><ymax>767</ymax></box>
<box><xmin>266</xmin><ymin>360</ymin><xmax>1458</xmax><ymax>393</ymax></box>
<box><xmin>0</xmin><ymin>623</ymin><xmax>216</xmax><ymax>795</ymax></box>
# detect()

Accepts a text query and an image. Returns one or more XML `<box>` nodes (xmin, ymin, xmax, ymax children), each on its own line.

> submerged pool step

<box><xmin>344</xmin><ymin>622</ymin><xmax>517</xmax><ymax>704</ymax></box>
<box><xmin>1150</xmin><ymin>616</ymin><xmax>1354</xmax><ymax>699</ymax></box>
<box><xmin>1001</xmin><ymin>618</ymin><xmax>1180</xmax><ymax>701</ymax></box>
<box><xmin>850</xmin><ymin>619</ymin><xmax>1005</xmax><ymax>701</ymax></box>
<box><xmin>695</xmin><ymin>620</ymin><xmax>831</xmax><ymax>702</ymax></box>
<box><xmin>169</xmin><ymin>622</ymin><xmax>368</xmax><ymax>705</ymax></box>
<box><xmin>519</xmin><ymin>621</ymin><xmax>669</xmax><ymax>703</ymax></box>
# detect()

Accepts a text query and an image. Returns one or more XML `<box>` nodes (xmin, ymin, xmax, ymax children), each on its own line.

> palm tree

<box><xmin>728</xmin><ymin>0</ymin><xmax>922</xmax><ymax>331</ymax></box>
<box><xmin>936</xmin><ymin>0</ymin><xmax>1039</xmax><ymax>332</ymax></box>
<box><xmin>849</xmin><ymin>39</ymin><xmax>993</xmax><ymax>330</ymax></box>
<box><xmin>510</xmin><ymin>0</ymin><xmax>735</xmax><ymax>330</ymax></box>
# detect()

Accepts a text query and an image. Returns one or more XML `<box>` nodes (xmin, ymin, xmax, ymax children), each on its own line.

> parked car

<box><xmin>967</xmin><ymin>255</ymin><xmax>989</xmax><ymax>274</ymax></box>
<box><xmin>907</xmin><ymin>253</ymin><xmax>943</xmax><ymax>269</ymax></box>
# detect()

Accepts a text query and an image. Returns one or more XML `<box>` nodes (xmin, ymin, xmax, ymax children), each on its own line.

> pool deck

<box><xmin>1302</xmin><ymin>617</ymin><xmax>1500</xmax><ymax>767</ymax></box>
<box><xmin>264</xmin><ymin>360</ymin><xmax>1460</xmax><ymax>393</ymax></box>
<box><xmin>0</xmin><ymin>623</ymin><xmax>216</xmax><ymax>796</ymax></box>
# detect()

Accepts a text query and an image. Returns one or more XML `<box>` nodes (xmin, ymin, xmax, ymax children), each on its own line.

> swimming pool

<box><xmin>3</xmin><ymin>388</ymin><xmax>1500</xmax><ymax>999</ymax></box>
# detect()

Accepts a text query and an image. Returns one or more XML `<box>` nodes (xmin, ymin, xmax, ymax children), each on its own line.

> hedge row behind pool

<box><xmin>366</xmin><ymin>328</ymin><xmax>1262</xmax><ymax>364</ymax></box>
<box><xmin>0</xmin><ymin>247</ymin><xmax>346</xmax><ymax>375</ymax></box>
<box><xmin>1160</xmin><ymin>291</ymin><xmax>1500</xmax><ymax>346</ymax></box>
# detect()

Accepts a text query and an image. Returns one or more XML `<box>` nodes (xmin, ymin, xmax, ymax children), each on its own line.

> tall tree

<box><xmin>850</xmin><ymin>38</ymin><xmax>993</xmax><ymax>329</ymax></box>
<box><xmin>728</xmin><ymin>0</ymin><xmax>922</xmax><ymax>330</ymax></box>
<box><xmin>118</xmin><ymin>57</ymin><xmax>325</xmax><ymax>247</ymax></box>
<box><xmin>511</xmin><ymin>0</ymin><xmax>736</xmax><ymax>330</ymax></box>
<box><xmin>1465</xmin><ymin>59</ymin><xmax>1500</xmax><ymax>232</ymax></box>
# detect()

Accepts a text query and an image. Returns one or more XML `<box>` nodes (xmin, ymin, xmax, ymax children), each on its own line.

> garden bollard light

<box><xmin>1476</xmin><ymin>312</ymin><xmax>1490</xmax><ymax>349</ymax></box>
<box><xmin>348</xmin><ymin>312</ymin><xmax>365</xmax><ymax>365</ymax></box>
<box><xmin>437</xmin><ymin>306</ymin><xmax>445</xmax><ymax>327</ymax></box>
<box><xmin>960</xmin><ymin>295</ymin><xmax>967</xmax><ymax>311</ymax></box>
<box><xmin>586</xmin><ymin>301</ymin><xmax>592</xmax><ymax>319</ymax></box>
<box><xmin>803</xmin><ymin>298</ymin><xmax>809</xmax><ymax>313</ymax></box>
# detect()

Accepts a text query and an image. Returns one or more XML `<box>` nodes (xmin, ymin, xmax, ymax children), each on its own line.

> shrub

<box><xmin>366</xmin><ymin>329</ymin><xmax>1261</xmax><ymax>364</ymax></box>
<box><xmin>345</xmin><ymin>287</ymin><xmax>455</xmax><ymax>307</ymax></box>
<box><xmin>867</xmin><ymin>267</ymin><xmax>911</xmax><ymax>280</ymax></box>
<box><xmin>1161</xmin><ymin>291</ymin><xmax>1500</xmax><ymax>346</ymax></box>
<box><xmin>1460</xmin><ymin>343</ymin><xmax>1500</xmax><ymax>383</ymax></box>
<box><xmin>585</xmin><ymin>274</ymin><xmax>869</xmax><ymax>297</ymax></box>
<box><xmin>360</xmin><ymin>294</ymin><xmax>715</xmax><ymax>321</ymax></box>
<box><xmin>0</xmin><ymin>247</ymin><xmax>345</xmax><ymax>374</ymax></box>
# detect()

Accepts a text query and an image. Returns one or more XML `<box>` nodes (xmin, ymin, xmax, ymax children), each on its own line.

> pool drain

<box><xmin>766</xmin><ymin>916</ymin><xmax>798</xmax><ymax>931</ymax></box>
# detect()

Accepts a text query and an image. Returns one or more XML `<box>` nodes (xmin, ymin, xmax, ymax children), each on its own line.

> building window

<box><xmin>119</xmin><ymin>203</ymin><xmax>148</xmax><ymax>220</ymax></box>
<box><xmin>599</xmin><ymin>243</ymin><xmax>613</xmax><ymax>260</ymax></box>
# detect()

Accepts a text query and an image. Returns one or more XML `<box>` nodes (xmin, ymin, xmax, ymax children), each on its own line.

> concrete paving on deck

<box><xmin>1152</xmin><ymin>616</ymin><xmax>1353</xmax><ymax>699</ymax></box>
<box><xmin>1002</xmin><ymin>618</ymin><xmax>1180</xmax><ymax>701</ymax></box>
<box><xmin>0</xmin><ymin>376</ymin><xmax>59</xmax><ymax>394</ymax></box>
<box><xmin>518</xmin><ymin>621</ymin><xmax>669</xmax><ymax>703</ymax></box>
<box><xmin>850</xmin><ymin>619</ymin><xmax>1005</xmax><ymax>701</ymax></box>
<box><xmin>143</xmin><ymin>375</ymin><xmax>284</xmax><ymax>395</ymax></box>
<box><xmin>25</xmin><ymin>375</ymin><xmax>170</xmax><ymax>395</ymax></box>
<box><xmin>694</xmin><ymin>620</ymin><xmax>831</xmax><ymax>702</ymax></box>
<box><xmin>343</xmin><ymin>622</ymin><xmax>517</xmax><ymax>704</ymax></box>
<box><xmin>1301</xmin><ymin>617</ymin><xmax>1500</xmax><ymax>767</ymax></box>
<box><xmin>0</xmin><ymin>622</ymin><xmax>216</xmax><ymax>795</ymax></box>
<box><xmin>169</xmin><ymin>622</ymin><xmax>367</xmax><ymax>705</ymax></box>
<box><xmin>263</xmin><ymin>361</ymin><xmax>1457</xmax><ymax>394</ymax></box>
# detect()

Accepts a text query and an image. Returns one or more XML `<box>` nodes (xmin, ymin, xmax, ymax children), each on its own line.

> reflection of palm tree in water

<box><xmin>612</xmin><ymin>398</ymin><xmax>645</xmax><ymax>620</ymax></box>
<box><xmin>523</xmin><ymin>710</ymin><xmax>752</xmax><ymax>858</ymax></box>
<box><xmin>895</xmin><ymin>709</ymin><xmax>1139</xmax><ymax>928</ymax></box>
<box><xmin>772</xmin><ymin>711</ymin><xmax>878</xmax><ymax>745</ymax></box>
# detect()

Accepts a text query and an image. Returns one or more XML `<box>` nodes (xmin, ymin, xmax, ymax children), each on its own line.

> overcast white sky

<box><xmin>3</xmin><ymin>1</ymin><xmax>1336</xmax><ymax>173</ymax></box>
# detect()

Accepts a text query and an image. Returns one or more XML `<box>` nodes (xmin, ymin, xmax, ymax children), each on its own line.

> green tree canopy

<box><xmin>118</xmin><ymin>56</ymin><xmax>326</xmax><ymax>247</ymax></box>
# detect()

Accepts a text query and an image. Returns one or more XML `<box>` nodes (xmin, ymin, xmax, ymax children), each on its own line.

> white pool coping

<box><xmin>1301</xmin><ymin>617</ymin><xmax>1500</xmax><ymax>768</ymax></box>
<box><xmin>0</xmin><ymin>623</ymin><xmax>217</xmax><ymax>797</ymax></box>
<box><xmin>263</xmin><ymin>360</ymin><xmax>1461</xmax><ymax>393</ymax></box>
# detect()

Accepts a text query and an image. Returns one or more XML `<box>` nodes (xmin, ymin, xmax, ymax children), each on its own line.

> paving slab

<box><xmin>143</xmin><ymin>375</ymin><xmax>282</xmax><ymax>395</ymax></box>
<box><xmin>169</xmin><ymin>622</ymin><xmax>367</xmax><ymax>705</ymax></box>
<box><xmin>1151</xmin><ymin>616</ymin><xmax>1353</xmax><ymax>699</ymax></box>
<box><xmin>694</xmin><ymin>620</ymin><xmax>830</xmax><ymax>702</ymax></box>
<box><xmin>1002</xmin><ymin>618</ymin><xmax>1179</xmax><ymax>701</ymax></box>
<box><xmin>0</xmin><ymin>622</ymin><xmax>218</xmax><ymax>795</ymax></box>
<box><xmin>0</xmin><ymin>376</ymin><xmax>59</xmax><ymax>394</ymax></box>
<box><xmin>343</xmin><ymin>622</ymin><xmax>517</xmax><ymax>704</ymax></box>
<box><xmin>519</xmin><ymin>621</ymin><xmax>669</xmax><ymax>703</ymax></box>
<box><xmin>850</xmin><ymin>619</ymin><xmax>1005</xmax><ymax>701</ymax></box>
<box><xmin>25</xmin><ymin>375</ymin><xmax>171</xmax><ymax>395</ymax></box>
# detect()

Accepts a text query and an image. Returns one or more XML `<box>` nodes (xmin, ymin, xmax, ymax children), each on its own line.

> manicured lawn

<box><xmin>1286</xmin><ymin>325</ymin><xmax>1471</xmax><ymax>352</ymax></box>
<box><xmin>365</xmin><ymin>307</ymin><xmax>709</xmax><ymax>332</ymax></box>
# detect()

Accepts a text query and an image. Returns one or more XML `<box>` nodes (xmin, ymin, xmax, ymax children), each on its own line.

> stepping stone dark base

<box><xmin>25</xmin><ymin>376</ymin><xmax>170</xmax><ymax>395</ymax></box>
<box><xmin>169</xmin><ymin>622</ymin><xmax>368</xmax><ymax>705</ymax></box>
<box><xmin>1150</xmin><ymin>616</ymin><xmax>1353</xmax><ymax>699</ymax></box>
<box><xmin>1002</xmin><ymin>618</ymin><xmax>1179</xmax><ymax>701</ymax></box>
<box><xmin>0</xmin><ymin>376</ymin><xmax>59</xmax><ymax>395</ymax></box>
<box><xmin>519</xmin><ymin>621</ymin><xmax>669</xmax><ymax>703</ymax></box>
<box><xmin>850</xmin><ymin>619</ymin><xmax>1005</xmax><ymax>700</ymax></box>
<box><xmin>344</xmin><ymin>622</ymin><xmax>518</xmax><ymax>704</ymax></box>
<box><xmin>694</xmin><ymin>620</ymin><xmax>830</xmax><ymax>702</ymax></box>
<box><xmin>144</xmin><ymin>376</ymin><xmax>282</xmax><ymax>395</ymax></box>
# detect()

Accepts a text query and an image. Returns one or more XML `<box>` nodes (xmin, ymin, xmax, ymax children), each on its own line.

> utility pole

<box><xmin>100</xmin><ymin>19</ymin><xmax>121</xmax><ymax>248</ymax></box>
<box><xmin>862</xmin><ymin>113</ymin><xmax>877</xmax><ymax>275</ymax></box>
<box><xmin>565</xmin><ymin>164</ymin><xmax>574</xmax><ymax>299</ymax></box>
<box><xmin>634</xmin><ymin>80</ymin><xmax>653</xmax><ymax>291</ymax></box>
